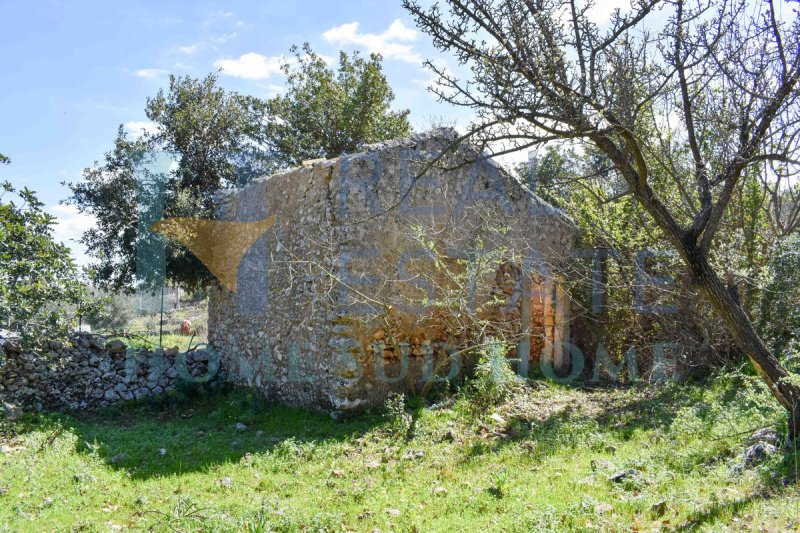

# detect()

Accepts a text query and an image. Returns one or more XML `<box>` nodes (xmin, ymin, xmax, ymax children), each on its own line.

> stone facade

<box><xmin>208</xmin><ymin>129</ymin><xmax>577</xmax><ymax>414</ymax></box>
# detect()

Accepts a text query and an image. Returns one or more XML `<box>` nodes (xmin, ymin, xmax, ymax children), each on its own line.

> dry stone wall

<box><xmin>0</xmin><ymin>333</ymin><xmax>219</xmax><ymax>411</ymax></box>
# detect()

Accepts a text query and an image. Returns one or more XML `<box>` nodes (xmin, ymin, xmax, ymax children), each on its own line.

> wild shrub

<box><xmin>466</xmin><ymin>339</ymin><xmax>523</xmax><ymax>411</ymax></box>
<box><xmin>382</xmin><ymin>392</ymin><xmax>413</xmax><ymax>439</ymax></box>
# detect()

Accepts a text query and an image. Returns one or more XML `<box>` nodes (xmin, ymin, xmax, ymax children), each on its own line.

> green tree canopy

<box><xmin>146</xmin><ymin>73</ymin><xmax>276</xmax><ymax>191</ymax></box>
<box><xmin>265</xmin><ymin>44</ymin><xmax>411</xmax><ymax>168</ymax></box>
<box><xmin>0</xmin><ymin>159</ymin><xmax>90</xmax><ymax>343</ymax></box>
<box><xmin>67</xmin><ymin>45</ymin><xmax>411</xmax><ymax>291</ymax></box>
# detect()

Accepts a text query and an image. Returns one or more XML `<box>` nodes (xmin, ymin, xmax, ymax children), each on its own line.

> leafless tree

<box><xmin>403</xmin><ymin>0</ymin><xmax>800</xmax><ymax>436</ymax></box>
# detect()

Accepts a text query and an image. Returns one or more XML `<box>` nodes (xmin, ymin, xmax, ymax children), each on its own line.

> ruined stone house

<box><xmin>208</xmin><ymin>129</ymin><xmax>577</xmax><ymax>414</ymax></box>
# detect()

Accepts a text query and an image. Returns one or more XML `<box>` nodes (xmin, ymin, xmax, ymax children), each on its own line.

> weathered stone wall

<box><xmin>209</xmin><ymin>129</ymin><xmax>577</xmax><ymax>414</ymax></box>
<box><xmin>0</xmin><ymin>334</ymin><xmax>218</xmax><ymax>411</ymax></box>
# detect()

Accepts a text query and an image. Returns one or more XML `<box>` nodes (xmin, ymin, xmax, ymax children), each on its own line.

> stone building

<box><xmin>208</xmin><ymin>129</ymin><xmax>577</xmax><ymax>414</ymax></box>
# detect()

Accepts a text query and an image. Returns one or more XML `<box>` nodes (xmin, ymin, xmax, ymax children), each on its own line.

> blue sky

<box><xmin>0</xmin><ymin>0</ymin><xmax>627</xmax><ymax>262</ymax></box>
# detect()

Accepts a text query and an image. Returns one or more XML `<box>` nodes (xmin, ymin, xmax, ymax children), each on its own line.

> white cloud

<box><xmin>124</xmin><ymin>121</ymin><xmax>159</xmax><ymax>137</ymax></box>
<box><xmin>204</xmin><ymin>10</ymin><xmax>235</xmax><ymax>27</ymax></box>
<box><xmin>213</xmin><ymin>32</ymin><xmax>238</xmax><ymax>43</ymax></box>
<box><xmin>322</xmin><ymin>19</ymin><xmax>422</xmax><ymax>64</ymax></box>
<box><xmin>178</xmin><ymin>43</ymin><xmax>201</xmax><ymax>54</ymax></box>
<box><xmin>177</xmin><ymin>32</ymin><xmax>236</xmax><ymax>55</ymax></box>
<box><xmin>49</xmin><ymin>204</ymin><xmax>96</xmax><ymax>266</ymax></box>
<box><xmin>214</xmin><ymin>52</ymin><xmax>286</xmax><ymax>80</ymax></box>
<box><xmin>134</xmin><ymin>68</ymin><xmax>168</xmax><ymax>79</ymax></box>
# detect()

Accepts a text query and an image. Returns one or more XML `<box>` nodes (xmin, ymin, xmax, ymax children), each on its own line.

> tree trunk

<box><xmin>684</xmin><ymin>246</ymin><xmax>800</xmax><ymax>439</ymax></box>
<box><xmin>628</xmin><ymin>176</ymin><xmax>800</xmax><ymax>438</ymax></box>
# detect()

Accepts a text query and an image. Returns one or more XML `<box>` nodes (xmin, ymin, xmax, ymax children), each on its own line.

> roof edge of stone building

<box><xmin>218</xmin><ymin>128</ymin><xmax>579</xmax><ymax>232</ymax></box>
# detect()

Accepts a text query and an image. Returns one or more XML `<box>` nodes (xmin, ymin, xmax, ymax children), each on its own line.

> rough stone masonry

<box><xmin>209</xmin><ymin>129</ymin><xmax>577</xmax><ymax>415</ymax></box>
<box><xmin>0</xmin><ymin>333</ymin><xmax>217</xmax><ymax>411</ymax></box>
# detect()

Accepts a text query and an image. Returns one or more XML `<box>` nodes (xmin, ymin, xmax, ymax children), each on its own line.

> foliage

<box><xmin>403</xmin><ymin>0</ymin><xmax>800</xmax><ymax>431</ymax></box>
<box><xmin>382</xmin><ymin>392</ymin><xmax>413</xmax><ymax>438</ymax></box>
<box><xmin>81</xmin><ymin>291</ymin><xmax>136</xmax><ymax>333</ymax></box>
<box><xmin>519</xmin><ymin>147</ymin><xmax>735</xmax><ymax>373</ymax></box>
<box><xmin>146</xmin><ymin>73</ymin><xmax>276</xmax><ymax>190</ymax></box>
<box><xmin>66</xmin><ymin>130</ymin><xmax>149</xmax><ymax>290</ymax></box>
<box><xmin>759</xmin><ymin>234</ymin><xmax>800</xmax><ymax>356</ymax></box>
<box><xmin>468</xmin><ymin>340</ymin><xmax>522</xmax><ymax>410</ymax></box>
<box><xmin>68</xmin><ymin>46</ymin><xmax>410</xmax><ymax>291</ymax></box>
<box><xmin>0</xmin><ymin>179</ymin><xmax>92</xmax><ymax>343</ymax></box>
<box><xmin>265</xmin><ymin>43</ymin><xmax>412</xmax><ymax>168</ymax></box>
<box><xmin>522</xmin><ymin>145</ymin><xmax>796</xmax><ymax>374</ymax></box>
<box><xmin>67</xmin><ymin>73</ymin><xmax>270</xmax><ymax>291</ymax></box>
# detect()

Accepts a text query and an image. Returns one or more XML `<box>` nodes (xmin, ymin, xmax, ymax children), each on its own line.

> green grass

<box><xmin>117</xmin><ymin>334</ymin><xmax>203</xmax><ymax>351</ymax></box>
<box><xmin>1</xmin><ymin>374</ymin><xmax>799</xmax><ymax>532</ymax></box>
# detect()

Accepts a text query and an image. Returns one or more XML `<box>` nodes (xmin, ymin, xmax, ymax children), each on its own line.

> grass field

<box><xmin>1</xmin><ymin>373</ymin><xmax>799</xmax><ymax>532</ymax></box>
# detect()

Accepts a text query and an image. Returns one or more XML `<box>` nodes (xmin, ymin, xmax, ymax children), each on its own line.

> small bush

<box><xmin>382</xmin><ymin>392</ymin><xmax>413</xmax><ymax>438</ymax></box>
<box><xmin>467</xmin><ymin>339</ymin><xmax>523</xmax><ymax>410</ymax></box>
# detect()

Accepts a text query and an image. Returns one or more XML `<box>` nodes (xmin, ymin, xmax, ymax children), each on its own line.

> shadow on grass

<box><xmin>460</xmin><ymin>379</ymin><xmax>695</xmax><ymax>463</ymax></box>
<box><xmin>459</xmin><ymin>375</ymin><xmax>800</xmax><ymax>528</ymax></box>
<box><xmin>36</xmin><ymin>383</ymin><xmax>384</xmax><ymax>480</ymax></box>
<box><xmin>671</xmin><ymin>492</ymin><xmax>768</xmax><ymax>531</ymax></box>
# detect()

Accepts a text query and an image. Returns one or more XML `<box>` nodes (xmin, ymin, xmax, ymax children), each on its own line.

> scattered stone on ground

<box><xmin>1</xmin><ymin>401</ymin><xmax>21</xmax><ymax>421</ymax></box>
<box><xmin>489</xmin><ymin>413</ymin><xmax>507</xmax><ymax>426</ymax></box>
<box><xmin>729</xmin><ymin>463</ymin><xmax>745</xmax><ymax>476</ymax></box>
<box><xmin>747</xmin><ymin>427</ymin><xmax>780</xmax><ymax>446</ymax></box>
<box><xmin>595</xmin><ymin>502</ymin><xmax>613</xmax><ymax>514</ymax></box>
<box><xmin>651</xmin><ymin>500</ymin><xmax>667</xmax><ymax>516</ymax></box>
<box><xmin>109</xmin><ymin>453</ymin><xmax>126</xmax><ymax>464</ymax></box>
<box><xmin>608</xmin><ymin>469</ymin><xmax>638</xmax><ymax>483</ymax></box>
<box><xmin>743</xmin><ymin>441</ymin><xmax>778</xmax><ymax>466</ymax></box>
<box><xmin>402</xmin><ymin>450</ymin><xmax>424</xmax><ymax>460</ymax></box>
